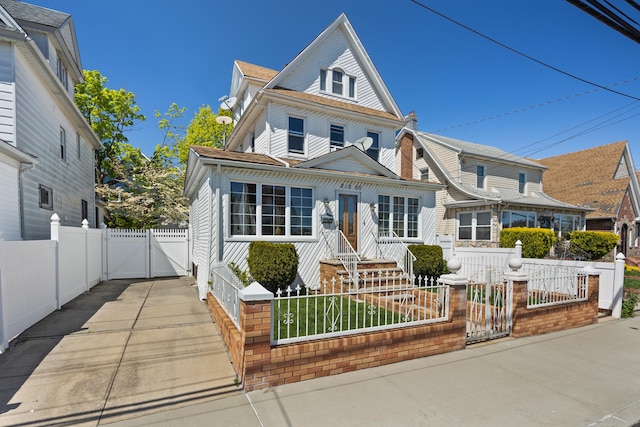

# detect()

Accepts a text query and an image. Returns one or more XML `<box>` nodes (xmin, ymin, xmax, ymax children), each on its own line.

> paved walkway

<box><xmin>2</xmin><ymin>278</ymin><xmax>640</xmax><ymax>426</ymax></box>
<box><xmin>0</xmin><ymin>277</ymin><xmax>240</xmax><ymax>426</ymax></box>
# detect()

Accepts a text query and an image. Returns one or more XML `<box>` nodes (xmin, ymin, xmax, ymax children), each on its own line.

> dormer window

<box><xmin>518</xmin><ymin>171</ymin><xmax>527</xmax><ymax>194</ymax></box>
<box><xmin>320</xmin><ymin>68</ymin><xmax>356</xmax><ymax>99</ymax></box>
<box><xmin>57</xmin><ymin>56</ymin><xmax>68</xmax><ymax>90</ymax></box>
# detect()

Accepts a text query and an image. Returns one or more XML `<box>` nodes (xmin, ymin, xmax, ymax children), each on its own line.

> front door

<box><xmin>339</xmin><ymin>194</ymin><xmax>358</xmax><ymax>251</ymax></box>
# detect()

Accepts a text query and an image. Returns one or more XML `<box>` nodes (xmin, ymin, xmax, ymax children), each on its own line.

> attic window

<box><xmin>320</xmin><ymin>68</ymin><xmax>356</xmax><ymax>99</ymax></box>
<box><xmin>416</xmin><ymin>148</ymin><xmax>424</xmax><ymax>159</ymax></box>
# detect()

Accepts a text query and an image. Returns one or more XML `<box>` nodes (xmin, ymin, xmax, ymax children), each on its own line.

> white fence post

<box><xmin>50</xmin><ymin>213</ymin><xmax>61</xmax><ymax>310</ymax></box>
<box><xmin>612</xmin><ymin>252</ymin><xmax>625</xmax><ymax>319</ymax></box>
<box><xmin>101</xmin><ymin>223</ymin><xmax>108</xmax><ymax>280</ymax></box>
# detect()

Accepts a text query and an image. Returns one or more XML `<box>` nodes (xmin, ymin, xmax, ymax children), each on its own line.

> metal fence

<box><xmin>272</xmin><ymin>272</ymin><xmax>449</xmax><ymax>345</ymax></box>
<box><xmin>210</xmin><ymin>262</ymin><xmax>243</xmax><ymax>329</ymax></box>
<box><xmin>522</xmin><ymin>263</ymin><xmax>588</xmax><ymax>308</ymax></box>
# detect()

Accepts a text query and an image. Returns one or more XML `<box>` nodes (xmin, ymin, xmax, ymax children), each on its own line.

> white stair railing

<box><xmin>375</xmin><ymin>230</ymin><xmax>416</xmax><ymax>278</ymax></box>
<box><xmin>321</xmin><ymin>229</ymin><xmax>360</xmax><ymax>285</ymax></box>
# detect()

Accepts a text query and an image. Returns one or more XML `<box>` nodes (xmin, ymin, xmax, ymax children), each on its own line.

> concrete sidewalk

<box><xmin>109</xmin><ymin>315</ymin><xmax>640</xmax><ymax>427</ymax></box>
<box><xmin>2</xmin><ymin>278</ymin><xmax>640</xmax><ymax>426</ymax></box>
<box><xmin>0</xmin><ymin>277</ymin><xmax>241</xmax><ymax>426</ymax></box>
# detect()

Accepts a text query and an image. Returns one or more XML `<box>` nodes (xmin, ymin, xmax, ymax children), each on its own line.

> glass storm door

<box><xmin>339</xmin><ymin>194</ymin><xmax>358</xmax><ymax>251</ymax></box>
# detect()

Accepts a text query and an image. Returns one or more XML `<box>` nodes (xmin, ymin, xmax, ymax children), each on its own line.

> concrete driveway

<box><xmin>0</xmin><ymin>277</ymin><xmax>241</xmax><ymax>426</ymax></box>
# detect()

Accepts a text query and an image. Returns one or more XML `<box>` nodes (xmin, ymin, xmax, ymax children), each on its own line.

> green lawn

<box><xmin>273</xmin><ymin>294</ymin><xmax>407</xmax><ymax>340</ymax></box>
<box><xmin>624</xmin><ymin>277</ymin><xmax>640</xmax><ymax>289</ymax></box>
<box><xmin>626</xmin><ymin>268</ymin><xmax>640</xmax><ymax>277</ymax></box>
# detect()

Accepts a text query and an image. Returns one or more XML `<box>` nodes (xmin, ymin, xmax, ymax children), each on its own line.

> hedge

<box><xmin>499</xmin><ymin>227</ymin><xmax>556</xmax><ymax>259</ymax></box>
<box><xmin>408</xmin><ymin>244</ymin><xmax>448</xmax><ymax>281</ymax></box>
<box><xmin>247</xmin><ymin>241</ymin><xmax>299</xmax><ymax>293</ymax></box>
<box><xmin>567</xmin><ymin>230</ymin><xmax>618</xmax><ymax>261</ymax></box>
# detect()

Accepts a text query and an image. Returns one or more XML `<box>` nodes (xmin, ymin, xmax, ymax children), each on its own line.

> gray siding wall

<box><xmin>15</xmin><ymin>49</ymin><xmax>95</xmax><ymax>239</ymax></box>
<box><xmin>0</xmin><ymin>43</ymin><xmax>15</xmax><ymax>145</ymax></box>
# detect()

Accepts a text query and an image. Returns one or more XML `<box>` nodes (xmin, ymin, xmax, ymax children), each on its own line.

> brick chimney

<box><xmin>399</xmin><ymin>112</ymin><xmax>418</xmax><ymax>179</ymax></box>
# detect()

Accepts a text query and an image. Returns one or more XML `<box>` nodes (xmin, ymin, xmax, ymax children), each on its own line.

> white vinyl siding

<box><xmin>0</xmin><ymin>42</ymin><xmax>15</xmax><ymax>145</ymax></box>
<box><xmin>277</xmin><ymin>28</ymin><xmax>384</xmax><ymax>111</ymax></box>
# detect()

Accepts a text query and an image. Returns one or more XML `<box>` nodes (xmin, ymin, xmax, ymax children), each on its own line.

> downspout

<box><xmin>18</xmin><ymin>162</ymin><xmax>35</xmax><ymax>239</ymax></box>
<box><xmin>215</xmin><ymin>164</ymin><xmax>223</xmax><ymax>262</ymax></box>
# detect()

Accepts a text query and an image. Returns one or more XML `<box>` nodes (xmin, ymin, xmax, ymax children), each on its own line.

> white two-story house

<box><xmin>0</xmin><ymin>0</ymin><xmax>102</xmax><ymax>240</ymax></box>
<box><xmin>396</xmin><ymin>116</ymin><xmax>590</xmax><ymax>248</ymax></box>
<box><xmin>185</xmin><ymin>14</ymin><xmax>443</xmax><ymax>298</ymax></box>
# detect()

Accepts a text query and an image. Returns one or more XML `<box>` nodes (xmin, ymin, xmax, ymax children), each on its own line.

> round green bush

<box><xmin>408</xmin><ymin>244</ymin><xmax>448</xmax><ymax>281</ymax></box>
<box><xmin>567</xmin><ymin>230</ymin><xmax>618</xmax><ymax>261</ymax></box>
<box><xmin>500</xmin><ymin>227</ymin><xmax>556</xmax><ymax>258</ymax></box>
<box><xmin>247</xmin><ymin>241</ymin><xmax>299</xmax><ymax>293</ymax></box>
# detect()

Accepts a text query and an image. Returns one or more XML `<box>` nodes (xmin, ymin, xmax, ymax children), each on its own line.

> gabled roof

<box><xmin>420</xmin><ymin>132</ymin><xmax>545</xmax><ymax>169</ymax></box>
<box><xmin>0</xmin><ymin>0</ymin><xmax>69</xmax><ymax>28</ymax></box>
<box><xmin>295</xmin><ymin>145</ymin><xmax>398</xmax><ymax>179</ymax></box>
<box><xmin>235</xmin><ymin>60</ymin><xmax>279</xmax><ymax>82</ymax></box>
<box><xmin>538</xmin><ymin>141</ymin><xmax>637</xmax><ymax>219</ymax></box>
<box><xmin>264</xmin><ymin>13</ymin><xmax>403</xmax><ymax>120</ymax></box>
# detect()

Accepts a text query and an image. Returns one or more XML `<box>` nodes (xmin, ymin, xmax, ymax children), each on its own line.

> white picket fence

<box><xmin>0</xmin><ymin>214</ymin><xmax>190</xmax><ymax>353</ymax></box>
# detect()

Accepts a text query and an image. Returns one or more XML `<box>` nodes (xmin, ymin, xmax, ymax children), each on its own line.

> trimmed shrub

<box><xmin>247</xmin><ymin>241</ymin><xmax>299</xmax><ymax>293</ymax></box>
<box><xmin>499</xmin><ymin>227</ymin><xmax>556</xmax><ymax>259</ymax></box>
<box><xmin>408</xmin><ymin>244</ymin><xmax>448</xmax><ymax>281</ymax></box>
<box><xmin>622</xmin><ymin>292</ymin><xmax>637</xmax><ymax>318</ymax></box>
<box><xmin>567</xmin><ymin>230</ymin><xmax>618</xmax><ymax>261</ymax></box>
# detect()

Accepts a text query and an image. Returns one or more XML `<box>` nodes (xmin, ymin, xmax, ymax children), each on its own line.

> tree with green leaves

<box><xmin>175</xmin><ymin>105</ymin><xmax>233</xmax><ymax>165</ymax></box>
<box><xmin>74</xmin><ymin>70</ymin><xmax>146</xmax><ymax>186</ymax></box>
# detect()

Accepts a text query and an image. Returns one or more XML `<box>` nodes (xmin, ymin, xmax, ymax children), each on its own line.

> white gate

<box><xmin>466</xmin><ymin>279</ymin><xmax>513</xmax><ymax>344</ymax></box>
<box><xmin>105</xmin><ymin>228</ymin><xmax>190</xmax><ymax>279</ymax></box>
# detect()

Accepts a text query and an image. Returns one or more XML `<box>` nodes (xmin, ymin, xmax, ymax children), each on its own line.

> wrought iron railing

<box><xmin>272</xmin><ymin>272</ymin><xmax>448</xmax><ymax>345</ymax></box>
<box><xmin>210</xmin><ymin>262</ymin><xmax>243</xmax><ymax>329</ymax></box>
<box><xmin>321</xmin><ymin>229</ymin><xmax>360</xmax><ymax>285</ymax></box>
<box><xmin>521</xmin><ymin>263</ymin><xmax>588</xmax><ymax>308</ymax></box>
<box><xmin>374</xmin><ymin>230</ymin><xmax>416</xmax><ymax>278</ymax></box>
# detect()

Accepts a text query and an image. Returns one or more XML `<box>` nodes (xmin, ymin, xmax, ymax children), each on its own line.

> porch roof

<box><xmin>444</xmin><ymin>187</ymin><xmax>593</xmax><ymax>212</ymax></box>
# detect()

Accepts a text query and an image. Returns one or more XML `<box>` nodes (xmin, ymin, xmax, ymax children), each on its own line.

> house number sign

<box><xmin>339</xmin><ymin>182</ymin><xmax>363</xmax><ymax>191</ymax></box>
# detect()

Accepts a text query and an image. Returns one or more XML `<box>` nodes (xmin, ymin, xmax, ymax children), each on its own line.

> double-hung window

<box><xmin>288</xmin><ymin>116</ymin><xmax>305</xmax><ymax>154</ymax></box>
<box><xmin>60</xmin><ymin>127</ymin><xmax>66</xmax><ymax>160</ymax></box>
<box><xmin>319</xmin><ymin>68</ymin><xmax>356</xmax><ymax>99</ymax></box>
<box><xmin>518</xmin><ymin>171</ymin><xmax>526</xmax><ymax>194</ymax></box>
<box><xmin>458</xmin><ymin>211</ymin><xmax>491</xmax><ymax>241</ymax></box>
<box><xmin>476</xmin><ymin>164</ymin><xmax>486</xmax><ymax>189</ymax></box>
<box><xmin>378</xmin><ymin>195</ymin><xmax>419</xmax><ymax>238</ymax></box>
<box><xmin>230</xmin><ymin>181</ymin><xmax>313</xmax><ymax>237</ymax></box>
<box><xmin>330</xmin><ymin>124</ymin><xmax>345</xmax><ymax>148</ymax></box>
<box><xmin>366</xmin><ymin>131</ymin><xmax>380</xmax><ymax>161</ymax></box>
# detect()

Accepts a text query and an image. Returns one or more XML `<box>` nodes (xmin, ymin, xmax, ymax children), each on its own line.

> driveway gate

<box><xmin>466</xmin><ymin>278</ymin><xmax>513</xmax><ymax>344</ymax></box>
<box><xmin>105</xmin><ymin>228</ymin><xmax>190</xmax><ymax>279</ymax></box>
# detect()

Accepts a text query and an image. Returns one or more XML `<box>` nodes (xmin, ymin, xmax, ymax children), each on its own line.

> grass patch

<box><xmin>624</xmin><ymin>277</ymin><xmax>640</xmax><ymax>289</ymax></box>
<box><xmin>273</xmin><ymin>295</ymin><xmax>406</xmax><ymax>340</ymax></box>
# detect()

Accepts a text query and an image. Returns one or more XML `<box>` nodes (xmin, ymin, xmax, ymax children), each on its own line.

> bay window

<box><xmin>230</xmin><ymin>181</ymin><xmax>313</xmax><ymax>237</ymax></box>
<box><xmin>501</xmin><ymin>210</ymin><xmax>536</xmax><ymax>229</ymax></box>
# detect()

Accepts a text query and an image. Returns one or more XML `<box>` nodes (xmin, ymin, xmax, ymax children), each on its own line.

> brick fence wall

<box><xmin>510</xmin><ymin>273</ymin><xmax>600</xmax><ymax>337</ymax></box>
<box><xmin>207</xmin><ymin>270</ymin><xmax>602</xmax><ymax>392</ymax></box>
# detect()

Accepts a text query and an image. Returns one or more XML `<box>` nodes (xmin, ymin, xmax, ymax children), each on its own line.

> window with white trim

<box><xmin>330</xmin><ymin>124</ymin><xmax>345</xmax><ymax>147</ymax></box>
<box><xmin>501</xmin><ymin>210</ymin><xmax>536</xmax><ymax>228</ymax></box>
<box><xmin>378</xmin><ymin>195</ymin><xmax>419</xmax><ymax>238</ymax></box>
<box><xmin>476</xmin><ymin>164</ymin><xmax>486</xmax><ymax>189</ymax></box>
<box><xmin>56</xmin><ymin>55</ymin><xmax>68</xmax><ymax>90</ymax></box>
<box><xmin>230</xmin><ymin>181</ymin><xmax>313</xmax><ymax>237</ymax></box>
<box><xmin>39</xmin><ymin>184</ymin><xmax>53</xmax><ymax>210</ymax></box>
<box><xmin>458</xmin><ymin>211</ymin><xmax>491</xmax><ymax>241</ymax></box>
<box><xmin>320</xmin><ymin>68</ymin><xmax>356</xmax><ymax>99</ymax></box>
<box><xmin>366</xmin><ymin>131</ymin><xmax>380</xmax><ymax>161</ymax></box>
<box><xmin>288</xmin><ymin>116</ymin><xmax>305</xmax><ymax>154</ymax></box>
<box><xmin>518</xmin><ymin>171</ymin><xmax>526</xmax><ymax>194</ymax></box>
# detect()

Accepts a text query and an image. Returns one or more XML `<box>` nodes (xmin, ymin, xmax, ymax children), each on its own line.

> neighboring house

<box><xmin>539</xmin><ymin>141</ymin><xmax>640</xmax><ymax>257</ymax></box>
<box><xmin>0</xmin><ymin>139</ymin><xmax>36</xmax><ymax>240</ymax></box>
<box><xmin>185</xmin><ymin>14</ymin><xmax>443</xmax><ymax>298</ymax></box>
<box><xmin>396</xmin><ymin>117</ymin><xmax>591</xmax><ymax>248</ymax></box>
<box><xmin>0</xmin><ymin>0</ymin><xmax>101</xmax><ymax>240</ymax></box>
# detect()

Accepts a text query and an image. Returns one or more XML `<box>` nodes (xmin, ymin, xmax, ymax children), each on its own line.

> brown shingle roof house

<box><xmin>538</xmin><ymin>141</ymin><xmax>640</xmax><ymax>256</ymax></box>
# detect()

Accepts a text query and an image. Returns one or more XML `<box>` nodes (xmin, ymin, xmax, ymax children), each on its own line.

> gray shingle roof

<box><xmin>419</xmin><ymin>132</ymin><xmax>545</xmax><ymax>169</ymax></box>
<box><xmin>0</xmin><ymin>0</ymin><xmax>69</xmax><ymax>29</ymax></box>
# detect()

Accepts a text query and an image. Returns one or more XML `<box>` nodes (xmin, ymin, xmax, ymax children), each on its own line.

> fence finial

<box><xmin>446</xmin><ymin>253</ymin><xmax>461</xmax><ymax>274</ymax></box>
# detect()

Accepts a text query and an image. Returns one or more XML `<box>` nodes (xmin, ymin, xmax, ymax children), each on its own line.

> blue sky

<box><xmin>28</xmin><ymin>0</ymin><xmax>640</xmax><ymax>168</ymax></box>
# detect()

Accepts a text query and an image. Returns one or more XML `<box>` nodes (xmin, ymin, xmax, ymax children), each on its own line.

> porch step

<box><xmin>626</xmin><ymin>256</ymin><xmax>640</xmax><ymax>268</ymax></box>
